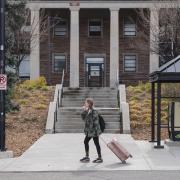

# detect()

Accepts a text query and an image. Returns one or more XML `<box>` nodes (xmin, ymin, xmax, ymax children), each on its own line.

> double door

<box><xmin>86</xmin><ymin>57</ymin><xmax>104</xmax><ymax>87</ymax></box>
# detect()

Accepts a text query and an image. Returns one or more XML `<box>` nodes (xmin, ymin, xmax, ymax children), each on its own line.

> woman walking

<box><xmin>80</xmin><ymin>98</ymin><xmax>103</xmax><ymax>163</ymax></box>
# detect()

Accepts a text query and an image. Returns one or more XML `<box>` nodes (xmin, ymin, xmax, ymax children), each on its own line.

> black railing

<box><xmin>53</xmin><ymin>69</ymin><xmax>65</xmax><ymax>133</ymax></box>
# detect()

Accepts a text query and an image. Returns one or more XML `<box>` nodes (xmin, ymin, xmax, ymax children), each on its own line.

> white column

<box><xmin>70</xmin><ymin>7</ymin><xmax>80</xmax><ymax>88</ymax></box>
<box><xmin>150</xmin><ymin>8</ymin><xmax>159</xmax><ymax>73</ymax></box>
<box><xmin>30</xmin><ymin>7</ymin><xmax>40</xmax><ymax>80</ymax></box>
<box><xmin>110</xmin><ymin>8</ymin><xmax>119</xmax><ymax>87</ymax></box>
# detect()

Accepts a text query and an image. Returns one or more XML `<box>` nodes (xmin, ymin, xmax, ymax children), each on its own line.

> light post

<box><xmin>0</xmin><ymin>0</ymin><xmax>6</xmax><ymax>151</ymax></box>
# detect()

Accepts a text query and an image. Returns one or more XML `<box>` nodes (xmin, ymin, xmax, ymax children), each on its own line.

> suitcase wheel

<box><xmin>129</xmin><ymin>154</ymin><xmax>133</xmax><ymax>158</ymax></box>
<box><xmin>122</xmin><ymin>160</ymin><xmax>126</xmax><ymax>164</ymax></box>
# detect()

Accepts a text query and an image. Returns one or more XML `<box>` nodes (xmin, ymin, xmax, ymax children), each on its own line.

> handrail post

<box><xmin>60</xmin><ymin>69</ymin><xmax>65</xmax><ymax>107</ymax></box>
<box><xmin>60</xmin><ymin>88</ymin><xmax>63</xmax><ymax>107</ymax></box>
<box><xmin>57</xmin><ymin>90</ymin><xmax>60</xmax><ymax>108</ymax></box>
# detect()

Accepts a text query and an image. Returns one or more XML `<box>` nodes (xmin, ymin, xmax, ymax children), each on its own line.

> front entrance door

<box><xmin>86</xmin><ymin>57</ymin><xmax>104</xmax><ymax>87</ymax></box>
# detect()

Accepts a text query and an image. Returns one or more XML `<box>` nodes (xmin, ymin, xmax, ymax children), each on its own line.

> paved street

<box><xmin>1</xmin><ymin>171</ymin><xmax>180</xmax><ymax>180</ymax></box>
<box><xmin>0</xmin><ymin>134</ymin><xmax>180</xmax><ymax>172</ymax></box>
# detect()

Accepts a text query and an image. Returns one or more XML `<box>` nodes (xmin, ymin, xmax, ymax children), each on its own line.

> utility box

<box><xmin>168</xmin><ymin>102</ymin><xmax>180</xmax><ymax>141</ymax></box>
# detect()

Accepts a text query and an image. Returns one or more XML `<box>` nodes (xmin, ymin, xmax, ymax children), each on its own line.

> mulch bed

<box><xmin>5</xmin><ymin>87</ymin><xmax>54</xmax><ymax>157</ymax></box>
<box><xmin>131</xmin><ymin>125</ymin><xmax>169</xmax><ymax>141</ymax></box>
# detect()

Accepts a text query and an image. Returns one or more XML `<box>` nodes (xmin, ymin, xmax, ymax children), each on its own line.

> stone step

<box><xmin>62</xmin><ymin>101</ymin><xmax>118</xmax><ymax>107</ymax></box>
<box><xmin>63</xmin><ymin>91</ymin><xmax>117</xmax><ymax>94</ymax></box>
<box><xmin>57</xmin><ymin>114</ymin><xmax>120</xmax><ymax>118</ymax></box>
<box><xmin>63</xmin><ymin>92</ymin><xmax>117</xmax><ymax>94</ymax></box>
<box><xmin>62</xmin><ymin>97</ymin><xmax>117</xmax><ymax>100</ymax></box>
<box><xmin>62</xmin><ymin>97</ymin><xmax>117</xmax><ymax>103</ymax></box>
<box><xmin>63</xmin><ymin>91</ymin><xmax>117</xmax><ymax>95</ymax></box>
<box><xmin>62</xmin><ymin>98</ymin><xmax>117</xmax><ymax>101</ymax></box>
<box><xmin>62</xmin><ymin>101</ymin><xmax>117</xmax><ymax>105</ymax></box>
<box><xmin>56</xmin><ymin>117</ymin><xmax>120</xmax><ymax>123</ymax></box>
<box><xmin>59</xmin><ymin>107</ymin><xmax>119</xmax><ymax>111</ymax></box>
<box><xmin>63</xmin><ymin>96</ymin><xmax>117</xmax><ymax>99</ymax></box>
<box><xmin>59</xmin><ymin>111</ymin><xmax>120</xmax><ymax>115</ymax></box>
<box><xmin>62</xmin><ymin>105</ymin><xmax>118</xmax><ymax>108</ymax></box>
<box><xmin>55</xmin><ymin>128</ymin><xmax>121</xmax><ymax>133</ymax></box>
<box><xmin>55</xmin><ymin>87</ymin><xmax>121</xmax><ymax>134</ymax></box>
<box><xmin>55</xmin><ymin>122</ymin><xmax>120</xmax><ymax>129</ymax></box>
<box><xmin>64</xmin><ymin>87</ymin><xmax>117</xmax><ymax>92</ymax></box>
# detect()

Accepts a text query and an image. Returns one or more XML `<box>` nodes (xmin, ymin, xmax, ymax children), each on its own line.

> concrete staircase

<box><xmin>55</xmin><ymin>87</ymin><xmax>122</xmax><ymax>133</ymax></box>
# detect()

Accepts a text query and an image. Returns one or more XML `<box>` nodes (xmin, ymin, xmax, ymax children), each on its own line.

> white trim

<box><xmin>149</xmin><ymin>8</ymin><xmax>160</xmax><ymax>73</ymax></box>
<box><xmin>110</xmin><ymin>8</ymin><xmax>119</xmax><ymax>87</ymax></box>
<box><xmin>30</xmin><ymin>8</ymin><xmax>40</xmax><ymax>80</ymax></box>
<box><xmin>27</xmin><ymin>1</ymin><xmax>177</xmax><ymax>10</ymax></box>
<box><xmin>70</xmin><ymin>8</ymin><xmax>79</xmax><ymax>88</ymax></box>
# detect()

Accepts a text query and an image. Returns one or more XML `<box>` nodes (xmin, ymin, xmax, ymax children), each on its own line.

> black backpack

<box><xmin>98</xmin><ymin>114</ymin><xmax>106</xmax><ymax>132</ymax></box>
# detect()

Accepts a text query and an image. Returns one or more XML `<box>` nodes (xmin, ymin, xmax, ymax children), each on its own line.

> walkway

<box><xmin>0</xmin><ymin>134</ymin><xmax>180</xmax><ymax>171</ymax></box>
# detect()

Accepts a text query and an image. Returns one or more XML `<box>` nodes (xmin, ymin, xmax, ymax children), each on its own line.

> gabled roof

<box><xmin>149</xmin><ymin>55</ymin><xmax>180</xmax><ymax>83</ymax></box>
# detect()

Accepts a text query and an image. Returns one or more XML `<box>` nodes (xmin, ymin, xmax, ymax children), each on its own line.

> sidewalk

<box><xmin>0</xmin><ymin>133</ymin><xmax>180</xmax><ymax>171</ymax></box>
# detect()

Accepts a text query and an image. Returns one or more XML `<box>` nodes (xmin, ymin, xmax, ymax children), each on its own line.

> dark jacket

<box><xmin>81</xmin><ymin>109</ymin><xmax>102</xmax><ymax>137</ymax></box>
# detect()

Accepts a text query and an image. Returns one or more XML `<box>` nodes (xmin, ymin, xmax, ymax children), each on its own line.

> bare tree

<box><xmin>136</xmin><ymin>0</ymin><xmax>180</xmax><ymax>66</ymax></box>
<box><xmin>6</xmin><ymin>0</ymin><xmax>59</xmax><ymax>78</ymax></box>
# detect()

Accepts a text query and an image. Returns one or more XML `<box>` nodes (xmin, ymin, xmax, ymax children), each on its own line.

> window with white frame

<box><xmin>124</xmin><ymin>17</ymin><xmax>136</xmax><ymax>36</ymax></box>
<box><xmin>89</xmin><ymin>19</ymin><xmax>102</xmax><ymax>36</ymax></box>
<box><xmin>53</xmin><ymin>53</ymin><xmax>66</xmax><ymax>72</ymax></box>
<box><xmin>124</xmin><ymin>55</ymin><xmax>137</xmax><ymax>72</ymax></box>
<box><xmin>54</xmin><ymin>20</ymin><xmax>68</xmax><ymax>36</ymax></box>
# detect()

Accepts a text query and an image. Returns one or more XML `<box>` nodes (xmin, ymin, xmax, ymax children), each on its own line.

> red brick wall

<box><xmin>40</xmin><ymin>9</ymin><xmax>70</xmax><ymax>86</ymax></box>
<box><xmin>119</xmin><ymin>9</ymin><xmax>150</xmax><ymax>85</ymax></box>
<box><xmin>79</xmin><ymin>9</ymin><xmax>110</xmax><ymax>87</ymax></box>
<box><xmin>40</xmin><ymin>8</ymin><xmax>149</xmax><ymax>86</ymax></box>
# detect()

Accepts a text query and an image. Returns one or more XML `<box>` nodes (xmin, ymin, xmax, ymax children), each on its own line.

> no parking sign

<box><xmin>0</xmin><ymin>74</ymin><xmax>7</xmax><ymax>90</ymax></box>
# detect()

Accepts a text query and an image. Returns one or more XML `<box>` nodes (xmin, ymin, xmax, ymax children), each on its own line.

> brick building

<box><xmin>27</xmin><ymin>0</ymin><xmax>163</xmax><ymax>87</ymax></box>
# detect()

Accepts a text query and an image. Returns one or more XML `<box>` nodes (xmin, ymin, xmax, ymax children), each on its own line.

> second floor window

<box><xmin>89</xmin><ymin>19</ymin><xmax>102</xmax><ymax>37</ymax></box>
<box><xmin>124</xmin><ymin>17</ymin><xmax>136</xmax><ymax>37</ymax></box>
<box><xmin>54</xmin><ymin>20</ymin><xmax>68</xmax><ymax>36</ymax></box>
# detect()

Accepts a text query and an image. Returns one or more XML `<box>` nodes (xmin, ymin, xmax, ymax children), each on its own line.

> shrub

<box><xmin>127</xmin><ymin>82</ymin><xmax>175</xmax><ymax>128</ymax></box>
<box><xmin>33</xmin><ymin>104</ymin><xmax>47</xmax><ymax>110</ymax></box>
<box><xmin>18</xmin><ymin>99</ymin><xmax>28</xmax><ymax>105</ymax></box>
<box><xmin>20</xmin><ymin>77</ymin><xmax>47</xmax><ymax>90</ymax></box>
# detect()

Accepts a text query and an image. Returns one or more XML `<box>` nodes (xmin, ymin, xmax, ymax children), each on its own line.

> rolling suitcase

<box><xmin>100</xmin><ymin>137</ymin><xmax>132</xmax><ymax>164</ymax></box>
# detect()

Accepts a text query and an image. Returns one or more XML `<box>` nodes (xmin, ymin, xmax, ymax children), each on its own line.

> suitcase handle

<box><xmin>99</xmin><ymin>135</ymin><xmax>107</xmax><ymax>145</ymax></box>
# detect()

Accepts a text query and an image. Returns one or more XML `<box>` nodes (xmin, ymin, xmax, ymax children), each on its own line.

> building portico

<box><xmin>28</xmin><ymin>0</ymin><xmax>166</xmax><ymax>87</ymax></box>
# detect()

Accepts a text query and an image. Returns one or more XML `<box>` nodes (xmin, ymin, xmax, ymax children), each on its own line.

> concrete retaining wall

<box><xmin>45</xmin><ymin>84</ymin><xmax>62</xmax><ymax>134</ymax></box>
<box><xmin>118</xmin><ymin>84</ymin><xmax>131</xmax><ymax>134</ymax></box>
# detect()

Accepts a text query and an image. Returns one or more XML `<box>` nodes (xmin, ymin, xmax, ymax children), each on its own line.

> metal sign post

<box><xmin>0</xmin><ymin>0</ymin><xmax>6</xmax><ymax>151</ymax></box>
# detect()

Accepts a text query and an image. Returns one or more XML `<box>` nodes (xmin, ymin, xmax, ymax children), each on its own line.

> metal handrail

<box><xmin>53</xmin><ymin>69</ymin><xmax>65</xmax><ymax>133</ymax></box>
<box><xmin>61</xmin><ymin>69</ymin><xmax>65</xmax><ymax>88</ymax></box>
<box><xmin>60</xmin><ymin>69</ymin><xmax>65</xmax><ymax>107</ymax></box>
<box><xmin>115</xmin><ymin>68</ymin><xmax>119</xmax><ymax>89</ymax></box>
